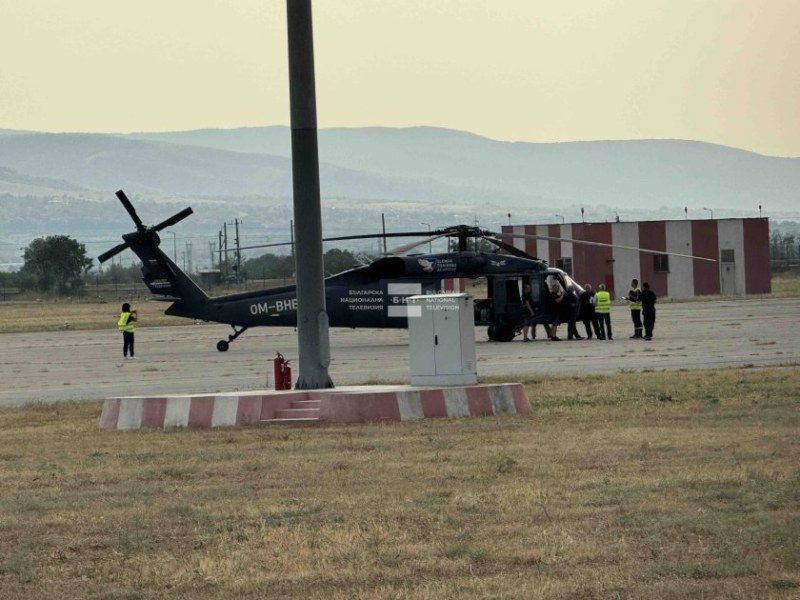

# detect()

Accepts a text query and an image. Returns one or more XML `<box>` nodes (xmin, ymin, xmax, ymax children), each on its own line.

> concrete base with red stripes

<box><xmin>98</xmin><ymin>383</ymin><xmax>529</xmax><ymax>430</ymax></box>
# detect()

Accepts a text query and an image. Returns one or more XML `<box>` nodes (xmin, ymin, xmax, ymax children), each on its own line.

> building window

<box><xmin>555</xmin><ymin>257</ymin><xmax>573</xmax><ymax>276</ymax></box>
<box><xmin>653</xmin><ymin>254</ymin><xmax>669</xmax><ymax>273</ymax></box>
<box><xmin>720</xmin><ymin>249</ymin><xmax>735</xmax><ymax>263</ymax></box>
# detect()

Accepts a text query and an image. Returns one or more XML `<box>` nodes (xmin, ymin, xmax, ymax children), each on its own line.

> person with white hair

<box><xmin>546</xmin><ymin>277</ymin><xmax>565</xmax><ymax>341</ymax></box>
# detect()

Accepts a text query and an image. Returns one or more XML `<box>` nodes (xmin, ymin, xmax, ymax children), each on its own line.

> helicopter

<box><xmin>99</xmin><ymin>190</ymin><xmax>711</xmax><ymax>350</ymax></box>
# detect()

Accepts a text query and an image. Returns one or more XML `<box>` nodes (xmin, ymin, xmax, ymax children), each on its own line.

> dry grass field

<box><xmin>1</xmin><ymin>367</ymin><xmax>798</xmax><ymax>599</ymax></box>
<box><xmin>771</xmin><ymin>269</ymin><xmax>800</xmax><ymax>297</ymax></box>
<box><xmin>0</xmin><ymin>299</ymin><xmax>187</xmax><ymax>334</ymax></box>
<box><xmin>0</xmin><ymin>279</ymin><xmax>293</xmax><ymax>334</ymax></box>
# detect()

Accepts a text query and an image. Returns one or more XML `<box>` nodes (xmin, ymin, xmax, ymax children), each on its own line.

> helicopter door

<box><xmin>505</xmin><ymin>278</ymin><xmax>523</xmax><ymax>323</ymax></box>
<box><xmin>472</xmin><ymin>277</ymin><xmax>492</xmax><ymax>325</ymax></box>
<box><xmin>485</xmin><ymin>276</ymin><xmax>524</xmax><ymax>341</ymax></box>
<box><xmin>527</xmin><ymin>276</ymin><xmax>543</xmax><ymax>316</ymax></box>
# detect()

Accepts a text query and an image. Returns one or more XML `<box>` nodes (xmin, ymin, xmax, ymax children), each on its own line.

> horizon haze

<box><xmin>1</xmin><ymin>1</ymin><xmax>798</xmax><ymax>157</ymax></box>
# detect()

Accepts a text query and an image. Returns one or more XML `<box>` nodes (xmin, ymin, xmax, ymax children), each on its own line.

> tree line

<box><xmin>770</xmin><ymin>231</ymin><xmax>800</xmax><ymax>261</ymax></box>
<box><xmin>3</xmin><ymin>230</ymin><xmax>798</xmax><ymax>298</ymax></box>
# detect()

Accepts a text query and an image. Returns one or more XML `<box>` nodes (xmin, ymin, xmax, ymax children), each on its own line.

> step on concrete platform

<box><xmin>99</xmin><ymin>384</ymin><xmax>529</xmax><ymax>431</ymax></box>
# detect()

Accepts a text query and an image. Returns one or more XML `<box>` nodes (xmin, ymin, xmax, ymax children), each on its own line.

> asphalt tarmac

<box><xmin>1</xmin><ymin>297</ymin><xmax>798</xmax><ymax>406</ymax></box>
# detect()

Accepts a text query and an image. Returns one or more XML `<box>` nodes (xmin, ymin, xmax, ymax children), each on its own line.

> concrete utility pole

<box><xmin>223</xmin><ymin>222</ymin><xmax>229</xmax><ymax>274</ymax></box>
<box><xmin>286</xmin><ymin>0</ymin><xmax>333</xmax><ymax>389</ymax></box>
<box><xmin>234</xmin><ymin>218</ymin><xmax>242</xmax><ymax>283</ymax></box>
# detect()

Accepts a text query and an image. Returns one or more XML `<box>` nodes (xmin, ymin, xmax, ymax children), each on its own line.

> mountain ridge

<box><xmin>2</xmin><ymin>126</ymin><xmax>797</xmax><ymax>212</ymax></box>
<box><xmin>1</xmin><ymin>126</ymin><xmax>798</xmax><ymax>269</ymax></box>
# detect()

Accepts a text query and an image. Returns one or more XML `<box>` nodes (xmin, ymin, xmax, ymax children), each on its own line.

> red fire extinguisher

<box><xmin>273</xmin><ymin>352</ymin><xmax>292</xmax><ymax>390</ymax></box>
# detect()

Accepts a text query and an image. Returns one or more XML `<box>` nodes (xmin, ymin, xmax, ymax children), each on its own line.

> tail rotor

<box><xmin>98</xmin><ymin>190</ymin><xmax>193</xmax><ymax>264</ymax></box>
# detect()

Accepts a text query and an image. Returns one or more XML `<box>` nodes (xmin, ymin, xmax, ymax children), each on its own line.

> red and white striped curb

<box><xmin>99</xmin><ymin>384</ymin><xmax>529</xmax><ymax>430</ymax></box>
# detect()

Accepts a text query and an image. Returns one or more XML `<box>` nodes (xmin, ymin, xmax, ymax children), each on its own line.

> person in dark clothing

<box><xmin>577</xmin><ymin>283</ymin><xmax>601</xmax><ymax>339</ymax></box>
<box><xmin>640</xmin><ymin>281</ymin><xmax>657</xmax><ymax>340</ymax></box>
<box><xmin>521</xmin><ymin>283</ymin><xmax>536</xmax><ymax>341</ymax></box>
<box><xmin>627</xmin><ymin>278</ymin><xmax>643</xmax><ymax>338</ymax></box>
<box><xmin>546</xmin><ymin>278</ymin><xmax>564</xmax><ymax>340</ymax></box>
<box><xmin>563</xmin><ymin>286</ymin><xmax>583</xmax><ymax>340</ymax></box>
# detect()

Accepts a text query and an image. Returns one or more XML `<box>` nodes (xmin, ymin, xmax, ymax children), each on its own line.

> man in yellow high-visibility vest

<box><xmin>117</xmin><ymin>302</ymin><xmax>137</xmax><ymax>359</ymax></box>
<box><xmin>595</xmin><ymin>284</ymin><xmax>612</xmax><ymax>340</ymax></box>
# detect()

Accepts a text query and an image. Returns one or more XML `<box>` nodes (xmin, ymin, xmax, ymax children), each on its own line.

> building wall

<box><xmin>559</xmin><ymin>224</ymin><xmax>573</xmax><ymax>265</ymax></box>
<box><xmin>503</xmin><ymin>218</ymin><xmax>771</xmax><ymax>299</ymax></box>
<box><xmin>691</xmin><ymin>220</ymin><xmax>720</xmax><ymax>295</ymax></box>
<box><xmin>611</xmin><ymin>223</ymin><xmax>640</xmax><ymax>298</ymax></box>
<box><xmin>536</xmin><ymin>225</ymin><xmax>549</xmax><ymax>261</ymax></box>
<box><xmin>571</xmin><ymin>223</ymin><xmax>613</xmax><ymax>292</ymax></box>
<box><xmin>548</xmin><ymin>225</ymin><xmax>561</xmax><ymax>264</ymax></box>
<box><xmin>665</xmin><ymin>221</ymin><xmax>695</xmax><ymax>299</ymax></box>
<box><xmin>743</xmin><ymin>219</ymin><xmax>771</xmax><ymax>294</ymax></box>
<box><xmin>717</xmin><ymin>219</ymin><xmax>746</xmax><ymax>295</ymax></box>
<box><xmin>510</xmin><ymin>225</ymin><xmax>527</xmax><ymax>255</ymax></box>
<box><xmin>638</xmin><ymin>221</ymin><xmax>668</xmax><ymax>297</ymax></box>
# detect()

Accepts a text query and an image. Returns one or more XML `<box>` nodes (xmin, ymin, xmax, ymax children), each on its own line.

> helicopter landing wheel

<box><xmin>216</xmin><ymin>325</ymin><xmax>248</xmax><ymax>352</ymax></box>
<box><xmin>487</xmin><ymin>324</ymin><xmax>516</xmax><ymax>342</ymax></box>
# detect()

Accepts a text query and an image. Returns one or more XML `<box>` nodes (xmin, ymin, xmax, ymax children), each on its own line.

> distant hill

<box><xmin>127</xmin><ymin>126</ymin><xmax>800</xmax><ymax>212</ymax></box>
<box><xmin>1</xmin><ymin>127</ymin><xmax>797</xmax><ymax>211</ymax></box>
<box><xmin>0</xmin><ymin>132</ymin><xmax>531</xmax><ymax>204</ymax></box>
<box><xmin>2</xmin><ymin>126</ymin><xmax>799</xmax><ymax>269</ymax></box>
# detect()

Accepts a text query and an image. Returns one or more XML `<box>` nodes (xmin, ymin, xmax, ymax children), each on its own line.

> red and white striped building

<box><xmin>502</xmin><ymin>218</ymin><xmax>770</xmax><ymax>299</ymax></box>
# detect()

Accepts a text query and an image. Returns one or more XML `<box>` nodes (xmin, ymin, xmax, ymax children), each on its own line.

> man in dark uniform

<box><xmin>578</xmin><ymin>283</ymin><xmax>600</xmax><ymax>339</ymax></box>
<box><xmin>521</xmin><ymin>283</ymin><xmax>536</xmax><ymax>341</ymax></box>
<box><xmin>627</xmin><ymin>278</ymin><xmax>643</xmax><ymax>338</ymax></box>
<box><xmin>641</xmin><ymin>281</ymin><xmax>657</xmax><ymax>340</ymax></box>
<box><xmin>563</xmin><ymin>285</ymin><xmax>583</xmax><ymax>340</ymax></box>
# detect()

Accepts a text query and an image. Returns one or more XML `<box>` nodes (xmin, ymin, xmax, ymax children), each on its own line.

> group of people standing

<box><xmin>623</xmin><ymin>278</ymin><xmax>658</xmax><ymax>341</ymax></box>
<box><xmin>577</xmin><ymin>278</ymin><xmax>657</xmax><ymax>341</ymax></box>
<box><xmin>522</xmin><ymin>277</ymin><xmax>657</xmax><ymax>342</ymax></box>
<box><xmin>577</xmin><ymin>283</ymin><xmax>614</xmax><ymax>340</ymax></box>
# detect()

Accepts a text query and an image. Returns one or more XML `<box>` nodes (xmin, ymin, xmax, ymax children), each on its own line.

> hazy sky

<box><xmin>1</xmin><ymin>1</ymin><xmax>798</xmax><ymax>156</ymax></box>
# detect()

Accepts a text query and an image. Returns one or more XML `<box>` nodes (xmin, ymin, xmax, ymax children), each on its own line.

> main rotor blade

<box><xmin>321</xmin><ymin>230</ymin><xmax>434</xmax><ymax>243</ymax></box>
<box><xmin>481</xmin><ymin>235</ymin><xmax>539</xmax><ymax>260</ymax></box>
<box><xmin>387</xmin><ymin>234</ymin><xmax>448</xmax><ymax>255</ymax></box>
<box><xmin>115</xmin><ymin>190</ymin><xmax>145</xmax><ymax>233</ymax></box>
<box><xmin>236</xmin><ymin>240</ymin><xmax>294</xmax><ymax>252</ymax></box>
<box><xmin>235</xmin><ymin>230</ymin><xmax>437</xmax><ymax>253</ymax></box>
<box><xmin>498</xmin><ymin>231</ymin><xmax>717</xmax><ymax>262</ymax></box>
<box><xmin>98</xmin><ymin>242</ymin><xmax>129</xmax><ymax>263</ymax></box>
<box><xmin>153</xmin><ymin>207</ymin><xmax>194</xmax><ymax>232</ymax></box>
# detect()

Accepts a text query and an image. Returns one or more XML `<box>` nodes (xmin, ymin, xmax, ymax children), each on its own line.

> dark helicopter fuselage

<box><xmin>101</xmin><ymin>189</ymin><xmax>710</xmax><ymax>350</ymax></box>
<box><xmin>103</xmin><ymin>191</ymin><xmax>579</xmax><ymax>349</ymax></box>
<box><xmin>159</xmin><ymin>250</ymin><xmax>576</xmax><ymax>344</ymax></box>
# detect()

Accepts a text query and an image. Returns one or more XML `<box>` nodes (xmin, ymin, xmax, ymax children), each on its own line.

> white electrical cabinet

<box><xmin>407</xmin><ymin>293</ymin><xmax>477</xmax><ymax>386</ymax></box>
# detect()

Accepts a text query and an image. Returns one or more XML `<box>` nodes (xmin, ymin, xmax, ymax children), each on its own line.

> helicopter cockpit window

<box><xmin>546</xmin><ymin>274</ymin><xmax>564</xmax><ymax>290</ymax></box>
<box><xmin>563</xmin><ymin>274</ymin><xmax>583</xmax><ymax>293</ymax></box>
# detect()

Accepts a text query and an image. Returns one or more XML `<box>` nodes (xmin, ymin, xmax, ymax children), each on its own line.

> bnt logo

<box><xmin>387</xmin><ymin>283</ymin><xmax>422</xmax><ymax>317</ymax></box>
